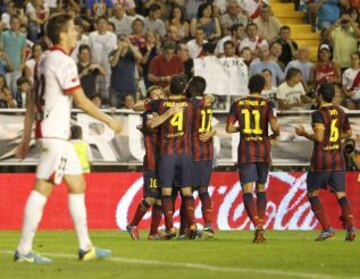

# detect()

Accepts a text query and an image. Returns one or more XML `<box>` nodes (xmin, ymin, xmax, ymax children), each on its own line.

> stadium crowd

<box><xmin>0</xmin><ymin>0</ymin><xmax>360</xmax><ymax>110</ymax></box>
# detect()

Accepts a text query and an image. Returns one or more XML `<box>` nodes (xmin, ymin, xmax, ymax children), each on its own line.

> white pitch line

<box><xmin>2</xmin><ymin>251</ymin><xmax>359</xmax><ymax>279</ymax></box>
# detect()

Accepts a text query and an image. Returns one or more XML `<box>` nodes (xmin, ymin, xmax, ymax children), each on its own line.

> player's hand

<box><xmin>15</xmin><ymin>140</ymin><xmax>30</xmax><ymax>160</ymax></box>
<box><xmin>295</xmin><ymin>125</ymin><xmax>305</xmax><ymax>137</ymax></box>
<box><xmin>168</xmin><ymin>103</ymin><xmax>183</xmax><ymax>115</ymax></box>
<box><xmin>199</xmin><ymin>131</ymin><xmax>213</xmax><ymax>142</ymax></box>
<box><xmin>108</xmin><ymin>118</ymin><xmax>122</xmax><ymax>134</ymax></box>
<box><xmin>269</xmin><ymin>134</ymin><xmax>278</xmax><ymax>145</ymax></box>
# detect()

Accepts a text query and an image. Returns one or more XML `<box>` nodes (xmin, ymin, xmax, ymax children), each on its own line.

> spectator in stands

<box><xmin>166</xmin><ymin>25</ymin><xmax>182</xmax><ymax>45</ymax></box>
<box><xmin>141</xmin><ymin>31</ymin><xmax>159</xmax><ymax>88</ymax></box>
<box><xmin>187</xmin><ymin>26</ymin><xmax>207</xmax><ymax>59</ymax></box>
<box><xmin>71</xmin><ymin>18</ymin><xmax>90</xmax><ymax>62</ymax></box>
<box><xmin>220</xmin><ymin>0</ymin><xmax>248</xmax><ymax>36</ymax></box>
<box><xmin>190</xmin><ymin>2</ymin><xmax>221</xmax><ymax>41</ymax></box>
<box><xmin>148</xmin><ymin>40</ymin><xmax>184</xmax><ymax>88</ymax></box>
<box><xmin>320</xmin><ymin>27</ymin><xmax>334</xmax><ymax>49</ymax></box>
<box><xmin>124</xmin><ymin>94</ymin><xmax>135</xmax><ymax>109</ymax></box>
<box><xmin>269</xmin><ymin>41</ymin><xmax>285</xmax><ymax>71</ymax></box>
<box><xmin>112</xmin><ymin>0</ymin><xmax>136</xmax><ymax>15</ymax></box>
<box><xmin>177</xmin><ymin>43</ymin><xmax>193</xmax><ymax>80</ymax></box>
<box><xmin>342</xmin><ymin>51</ymin><xmax>360</xmax><ymax>109</ymax></box>
<box><xmin>185</xmin><ymin>0</ymin><xmax>205</xmax><ymax>21</ymax></box>
<box><xmin>276</xmin><ymin>26</ymin><xmax>298</xmax><ymax>67</ymax></box>
<box><xmin>109</xmin><ymin>36</ymin><xmax>143</xmax><ymax>108</ymax></box>
<box><xmin>0</xmin><ymin>74</ymin><xmax>15</xmax><ymax>108</ymax></box>
<box><xmin>0</xmin><ymin>15</ymin><xmax>26</xmax><ymax>96</ymax></box>
<box><xmin>109</xmin><ymin>3</ymin><xmax>134</xmax><ymax>36</ymax></box>
<box><xmin>1</xmin><ymin>1</ymin><xmax>26</xmax><ymax>30</ymax></box>
<box><xmin>240</xmin><ymin>22</ymin><xmax>268</xmax><ymax>55</ymax></box>
<box><xmin>26</xmin><ymin>0</ymin><xmax>49</xmax><ymax>42</ymax></box>
<box><xmin>313</xmin><ymin>43</ymin><xmax>341</xmax><ymax>86</ymax></box>
<box><xmin>85</xmin><ymin>0</ymin><xmax>114</xmax><ymax>19</ymax></box>
<box><xmin>129</xmin><ymin>18</ymin><xmax>146</xmax><ymax>50</ymax></box>
<box><xmin>215</xmin><ymin>23</ymin><xmax>244</xmax><ymax>57</ymax></box>
<box><xmin>240</xmin><ymin>46</ymin><xmax>253</xmax><ymax>67</ymax></box>
<box><xmin>0</xmin><ymin>49</ymin><xmax>13</xmax><ymax>77</ymax></box>
<box><xmin>285</xmin><ymin>47</ymin><xmax>314</xmax><ymax>86</ymax></box>
<box><xmin>78</xmin><ymin>44</ymin><xmax>107</xmax><ymax>99</ymax></box>
<box><xmin>254</xmin><ymin>5</ymin><xmax>282</xmax><ymax>42</ymax></box>
<box><xmin>308</xmin><ymin>0</ymin><xmax>341</xmax><ymax>30</ymax></box>
<box><xmin>14</xmin><ymin>76</ymin><xmax>31</xmax><ymax>108</ymax></box>
<box><xmin>326</xmin><ymin>14</ymin><xmax>360</xmax><ymax>70</ymax></box>
<box><xmin>223</xmin><ymin>40</ymin><xmax>236</xmax><ymax>58</ymax></box>
<box><xmin>88</xmin><ymin>16</ymin><xmax>117</xmax><ymax>101</ymax></box>
<box><xmin>238</xmin><ymin>0</ymin><xmax>262</xmax><ymax>19</ymax></box>
<box><xmin>277</xmin><ymin>67</ymin><xmax>311</xmax><ymax>110</ymax></box>
<box><xmin>144</xmin><ymin>3</ymin><xmax>167</xmax><ymax>39</ymax></box>
<box><xmin>166</xmin><ymin>5</ymin><xmax>189</xmax><ymax>41</ymax></box>
<box><xmin>261</xmin><ymin>68</ymin><xmax>278</xmax><ymax>107</ymax></box>
<box><xmin>249</xmin><ymin>46</ymin><xmax>284</xmax><ymax>86</ymax></box>
<box><xmin>24</xmin><ymin>42</ymin><xmax>43</xmax><ymax>84</ymax></box>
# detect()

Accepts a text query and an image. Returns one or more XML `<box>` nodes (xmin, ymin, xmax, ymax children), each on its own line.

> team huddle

<box><xmin>13</xmin><ymin>14</ymin><xmax>356</xmax><ymax>263</ymax></box>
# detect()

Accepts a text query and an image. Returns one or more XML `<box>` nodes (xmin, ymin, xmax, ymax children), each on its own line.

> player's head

<box><xmin>147</xmin><ymin>85</ymin><xmax>164</xmax><ymax>100</ymax></box>
<box><xmin>70</xmin><ymin>125</ymin><xmax>83</xmax><ymax>140</ymax></box>
<box><xmin>169</xmin><ymin>74</ymin><xmax>188</xmax><ymax>96</ymax></box>
<box><xmin>185</xmin><ymin>76</ymin><xmax>206</xmax><ymax>98</ymax></box>
<box><xmin>46</xmin><ymin>13</ymin><xmax>78</xmax><ymax>51</ymax></box>
<box><xmin>317</xmin><ymin>83</ymin><xmax>335</xmax><ymax>103</ymax></box>
<box><xmin>248</xmin><ymin>74</ymin><xmax>265</xmax><ymax>94</ymax></box>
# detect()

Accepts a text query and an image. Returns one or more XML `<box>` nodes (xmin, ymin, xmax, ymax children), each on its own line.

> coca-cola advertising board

<box><xmin>0</xmin><ymin>172</ymin><xmax>359</xmax><ymax>230</ymax></box>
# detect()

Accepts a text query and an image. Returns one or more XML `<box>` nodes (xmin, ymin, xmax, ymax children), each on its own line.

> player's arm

<box><xmin>72</xmin><ymin>88</ymin><xmax>122</xmax><ymax>133</ymax></box>
<box><xmin>226</xmin><ymin>102</ymin><xmax>240</xmax><ymax>133</ymax></box>
<box><xmin>15</xmin><ymin>92</ymin><xmax>35</xmax><ymax>159</ymax></box>
<box><xmin>341</xmin><ymin>129</ymin><xmax>352</xmax><ymax>140</ymax></box>
<box><xmin>204</xmin><ymin>94</ymin><xmax>215</xmax><ymax>106</ymax></box>
<box><xmin>269</xmin><ymin>118</ymin><xmax>280</xmax><ymax>139</ymax></box>
<box><xmin>199</xmin><ymin>128</ymin><xmax>217</xmax><ymax>142</ymax></box>
<box><xmin>295</xmin><ymin>124</ymin><xmax>324</xmax><ymax>143</ymax></box>
<box><xmin>147</xmin><ymin>104</ymin><xmax>183</xmax><ymax>129</ymax></box>
<box><xmin>341</xmin><ymin>114</ymin><xmax>352</xmax><ymax>139</ymax></box>
<box><xmin>133</xmin><ymin>100</ymin><xmax>148</xmax><ymax>112</ymax></box>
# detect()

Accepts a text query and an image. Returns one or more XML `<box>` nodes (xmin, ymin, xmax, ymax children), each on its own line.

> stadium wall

<box><xmin>0</xmin><ymin>172</ymin><xmax>359</xmax><ymax>230</ymax></box>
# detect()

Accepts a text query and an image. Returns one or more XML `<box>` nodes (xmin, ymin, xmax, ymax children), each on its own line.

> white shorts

<box><xmin>36</xmin><ymin>139</ymin><xmax>82</xmax><ymax>185</ymax></box>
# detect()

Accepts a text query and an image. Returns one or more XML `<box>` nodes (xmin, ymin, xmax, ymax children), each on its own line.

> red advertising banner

<box><xmin>0</xmin><ymin>172</ymin><xmax>359</xmax><ymax>230</ymax></box>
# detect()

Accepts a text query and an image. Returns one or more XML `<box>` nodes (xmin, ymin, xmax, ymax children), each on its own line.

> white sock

<box><xmin>17</xmin><ymin>191</ymin><xmax>47</xmax><ymax>255</ymax></box>
<box><xmin>68</xmin><ymin>193</ymin><xmax>93</xmax><ymax>251</ymax></box>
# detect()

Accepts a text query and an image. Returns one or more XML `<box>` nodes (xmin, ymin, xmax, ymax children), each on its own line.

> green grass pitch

<box><xmin>0</xmin><ymin>230</ymin><xmax>359</xmax><ymax>279</ymax></box>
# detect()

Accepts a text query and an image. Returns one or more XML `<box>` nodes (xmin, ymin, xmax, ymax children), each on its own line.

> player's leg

<box><xmin>173</xmin><ymin>167</ymin><xmax>188</xmax><ymax>238</ymax></box>
<box><xmin>127</xmin><ymin>169</ymin><xmax>157</xmax><ymax>239</ymax></box>
<box><xmin>307</xmin><ymin>171</ymin><xmax>334</xmax><ymax>241</ymax></box>
<box><xmin>198</xmin><ymin>160</ymin><xmax>213</xmax><ymax>235</ymax></box>
<box><xmin>330</xmin><ymin>171</ymin><xmax>356</xmax><ymax>241</ymax></box>
<box><xmin>15</xmin><ymin>179</ymin><xmax>53</xmax><ymax>263</ymax></box>
<box><xmin>255</xmin><ymin>163</ymin><xmax>270</xmax><ymax>227</ymax></box>
<box><xmin>148</xmin><ymin>199</ymin><xmax>163</xmax><ymax>240</ymax></box>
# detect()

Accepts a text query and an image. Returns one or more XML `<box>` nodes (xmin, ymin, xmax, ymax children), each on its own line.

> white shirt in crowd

<box><xmin>187</xmin><ymin>39</ymin><xmax>207</xmax><ymax>59</ymax></box>
<box><xmin>88</xmin><ymin>31</ymin><xmax>117</xmax><ymax>67</ymax></box>
<box><xmin>277</xmin><ymin>81</ymin><xmax>307</xmax><ymax>110</ymax></box>
<box><xmin>215</xmin><ymin>35</ymin><xmax>241</xmax><ymax>56</ymax></box>
<box><xmin>45</xmin><ymin>0</ymin><xmax>57</xmax><ymax>8</ymax></box>
<box><xmin>240</xmin><ymin>36</ymin><xmax>268</xmax><ymax>52</ymax></box>
<box><xmin>342</xmin><ymin>67</ymin><xmax>360</xmax><ymax>100</ymax></box>
<box><xmin>262</xmin><ymin>86</ymin><xmax>278</xmax><ymax>107</ymax></box>
<box><xmin>71</xmin><ymin>34</ymin><xmax>90</xmax><ymax>63</ymax></box>
<box><xmin>109</xmin><ymin>15</ymin><xmax>134</xmax><ymax>36</ymax></box>
<box><xmin>35</xmin><ymin>48</ymin><xmax>81</xmax><ymax>140</ymax></box>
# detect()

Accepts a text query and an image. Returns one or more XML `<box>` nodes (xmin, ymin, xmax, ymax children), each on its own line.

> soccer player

<box><xmin>134</xmin><ymin>75</ymin><xmax>213</xmax><ymax>239</ymax></box>
<box><xmin>226</xmin><ymin>74</ymin><xmax>280</xmax><ymax>243</ymax></box>
<box><xmin>186</xmin><ymin>76</ymin><xmax>216</xmax><ymax>238</ymax></box>
<box><xmin>295</xmin><ymin>83</ymin><xmax>356</xmax><ymax>241</ymax></box>
<box><xmin>14</xmin><ymin>14</ymin><xmax>122</xmax><ymax>263</ymax></box>
<box><xmin>126</xmin><ymin>86</ymin><xmax>182</xmax><ymax>240</ymax></box>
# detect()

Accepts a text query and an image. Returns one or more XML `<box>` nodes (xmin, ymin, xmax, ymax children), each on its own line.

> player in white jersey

<box><xmin>14</xmin><ymin>13</ymin><xmax>122</xmax><ymax>263</ymax></box>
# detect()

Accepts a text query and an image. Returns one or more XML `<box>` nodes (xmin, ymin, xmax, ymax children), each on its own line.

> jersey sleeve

<box><xmin>59</xmin><ymin>58</ymin><xmax>81</xmax><ymax>95</ymax></box>
<box><xmin>144</xmin><ymin>100</ymin><xmax>160</xmax><ymax>113</ymax></box>
<box><xmin>226</xmin><ymin>102</ymin><xmax>237</xmax><ymax>125</ymax></box>
<box><xmin>311</xmin><ymin>110</ymin><xmax>324</xmax><ymax>127</ymax></box>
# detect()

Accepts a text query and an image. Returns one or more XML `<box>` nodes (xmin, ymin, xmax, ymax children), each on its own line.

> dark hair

<box><xmin>132</xmin><ymin>18</ymin><xmax>144</xmax><ymax>28</ymax></box>
<box><xmin>318</xmin><ymin>83</ymin><xmax>335</xmax><ymax>103</ymax></box>
<box><xmin>203</xmin><ymin>42</ymin><xmax>216</xmax><ymax>54</ymax></box>
<box><xmin>351</xmin><ymin>51</ymin><xmax>360</xmax><ymax>58</ymax></box>
<box><xmin>79</xmin><ymin>44</ymin><xmax>91</xmax><ymax>54</ymax></box>
<box><xmin>70</xmin><ymin>125</ymin><xmax>83</xmax><ymax>140</ymax></box>
<box><xmin>31</xmin><ymin>42</ymin><xmax>44</xmax><ymax>58</ymax></box>
<box><xmin>162</xmin><ymin>40</ymin><xmax>176</xmax><ymax>50</ymax></box>
<box><xmin>108</xmin><ymin>22</ymin><xmax>116</xmax><ymax>31</ymax></box>
<box><xmin>10</xmin><ymin>15</ymin><xmax>21</xmax><ymax>23</ymax></box>
<box><xmin>261</xmin><ymin>68</ymin><xmax>272</xmax><ymax>76</ymax></box>
<box><xmin>46</xmin><ymin>13</ymin><xmax>73</xmax><ymax>45</ymax></box>
<box><xmin>246</xmin><ymin>22</ymin><xmax>257</xmax><ymax>31</ymax></box>
<box><xmin>148</xmin><ymin>3</ymin><xmax>161</xmax><ymax>13</ymax></box>
<box><xmin>248</xmin><ymin>74</ymin><xmax>265</xmax><ymax>93</ymax></box>
<box><xmin>269</xmin><ymin>41</ymin><xmax>281</xmax><ymax>50</ymax></box>
<box><xmin>197</xmin><ymin>2</ymin><xmax>212</xmax><ymax>19</ymax></box>
<box><xmin>17</xmin><ymin>76</ymin><xmax>30</xmax><ymax>87</ymax></box>
<box><xmin>170</xmin><ymin>5</ymin><xmax>186</xmax><ymax>24</ymax></box>
<box><xmin>280</xmin><ymin>25</ymin><xmax>291</xmax><ymax>32</ymax></box>
<box><xmin>185</xmin><ymin>76</ymin><xmax>206</xmax><ymax>97</ymax></box>
<box><xmin>170</xmin><ymin>74</ymin><xmax>188</xmax><ymax>95</ymax></box>
<box><xmin>285</xmin><ymin>67</ymin><xmax>301</xmax><ymax>81</ymax></box>
<box><xmin>95</xmin><ymin>15</ymin><xmax>108</xmax><ymax>24</ymax></box>
<box><xmin>224</xmin><ymin>40</ymin><xmax>235</xmax><ymax>48</ymax></box>
<box><xmin>230</xmin><ymin>23</ymin><xmax>243</xmax><ymax>35</ymax></box>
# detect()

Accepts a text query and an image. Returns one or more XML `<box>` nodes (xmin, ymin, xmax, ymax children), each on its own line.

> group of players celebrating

<box><xmin>13</xmin><ymin>13</ymin><xmax>355</xmax><ymax>264</ymax></box>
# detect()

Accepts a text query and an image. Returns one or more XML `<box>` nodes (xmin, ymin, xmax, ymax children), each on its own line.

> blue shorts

<box><xmin>158</xmin><ymin>154</ymin><xmax>193</xmax><ymax>188</ymax></box>
<box><xmin>307</xmin><ymin>171</ymin><xmax>345</xmax><ymax>193</ymax></box>
<box><xmin>238</xmin><ymin>163</ymin><xmax>269</xmax><ymax>185</ymax></box>
<box><xmin>191</xmin><ymin>160</ymin><xmax>213</xmax><ymax>188</ymax></box>
<box><xmin>143</xmin><ymin>169</ymin><xmax>160</xmax><ymax>198</ymax></box>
